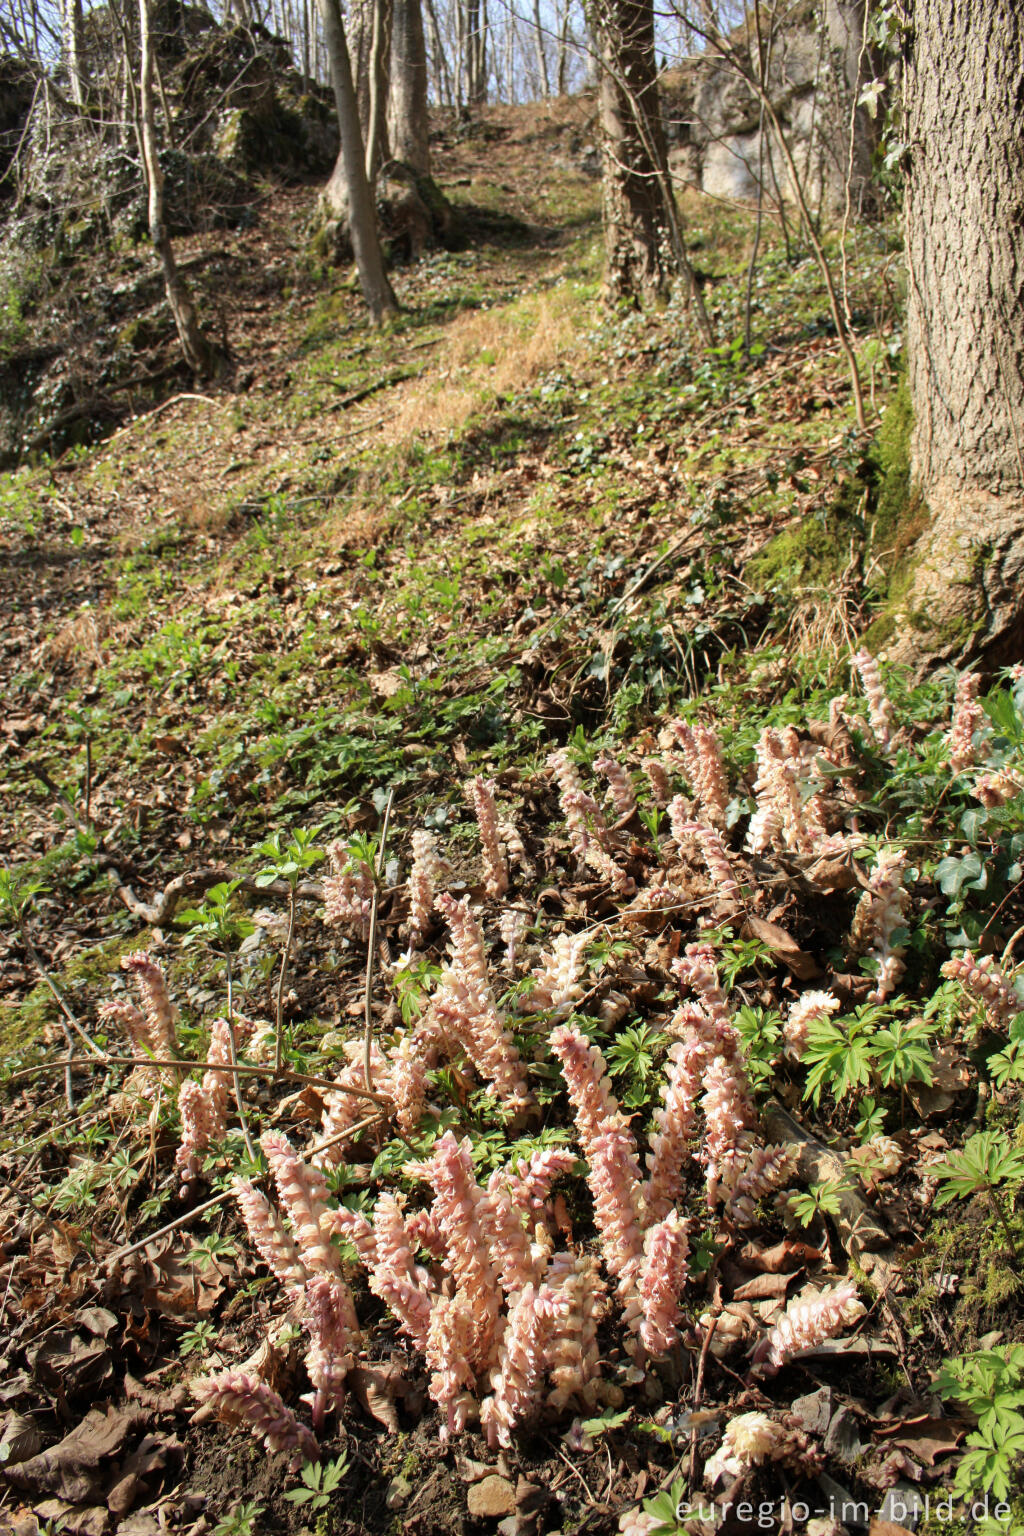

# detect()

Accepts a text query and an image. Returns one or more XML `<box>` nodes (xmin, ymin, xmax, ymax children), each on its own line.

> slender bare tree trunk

<box><xmin>885</xmin><ymin>0</ymin><xmax>1024</xmax><ymax>668</ymax></box>
<box><xmin>318</xmin><ymin>0</ymin><xmax>400</xmax><ymax>322</ymax></box>
<box><xmin>389</xmin><ymin>0</ymin><xmax>430</xmax><ymax>171</ymax></box>
<box><xmin>364</xmin><ymin>0</ymin><xmax>392</xmax><ymax>179</ymax></box>
<box><xmin>463</xmin><ymin>0</ymin><xmax>486</xmax><ymax>103</ymax></box>
<box><xmin>62</xmin><ymin>0</ymin><xmax>84</xmax><ymax>104</ymax></box>
<box><xmin>137</xmin><ymin>0</ymin><xmax>220</xmax><ymax>376</ymax></box>
<box><xmin>423</xmin><ymin>0</ymin><xmax>452</xmax><ymax>107</ymax></box>
<box><xmin>532</xmin><ymin>0</ymin><xmax>549</xmax><ymax>97</ymax></box>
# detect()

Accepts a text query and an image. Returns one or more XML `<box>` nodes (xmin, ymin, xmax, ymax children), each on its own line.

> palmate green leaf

<box><xmin>802</xmin><ymin>1017</ymin><xmax>875</xmax><ymax>1105</ymax></box>
<box><xmin>871</xmin><ymin>1019</ymin><xmax>935</xmax><ymax>1088</ymax></box>
<box><xmin>932</xmin><ymin>1132</ymin><xmax>1024</xmax><ymax>1205</ymax></box>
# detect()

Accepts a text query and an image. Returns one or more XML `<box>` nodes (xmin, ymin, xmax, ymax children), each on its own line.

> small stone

<box><xmin>467</xmin><ymin>1474</ymin><xmax>516</xmax><ymax>1519</ymax></box>
<box><xmin>385</xmin><ymin>1475</ymin><xmax>412</xmax><ymax>1509</ymax></box>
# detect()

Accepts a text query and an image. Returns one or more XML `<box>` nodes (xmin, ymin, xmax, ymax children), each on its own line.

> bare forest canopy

<box><xmin>3</xmin><ymin>1</ymin><xmax>1024</xmax><ymax>1535</ymax></box>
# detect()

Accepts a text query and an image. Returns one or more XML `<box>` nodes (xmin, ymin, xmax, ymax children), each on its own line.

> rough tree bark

<box><xmin>591</xmin><ymin>0</ymin><xmax>678</xmax><ymax>300</ymax></box>
<box><xmin>318</xmin><ymin>0</ymin><xmax>400</xmax><ymax>322</ymax></box>
<box><xmin>137</xmin><ymin>0</ymin><xmax>221</xmax><ymax>377</ymax></box>
<box><xmin>886</xmin><ymin>0</ymin><xmax>1024</xmax><ymax>668</ymax></box>
<box><xmin>388</xmin><ymin>0</ymin><xmax>430</xmax><ymax>172</ymax></box>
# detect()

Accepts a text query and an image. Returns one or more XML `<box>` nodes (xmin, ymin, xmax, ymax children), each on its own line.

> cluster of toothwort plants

<box><xmin>92</xmin><ymin>652</ymin><xmax>1024</xmax><ymax>1476</ymax></box>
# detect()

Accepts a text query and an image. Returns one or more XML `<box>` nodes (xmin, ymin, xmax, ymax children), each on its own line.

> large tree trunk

<box><xmin>137</xmin><ymin>0</ymin><xmax>221</xmax><ymax>377</ymax></box>
<box><xmin>388</xmin><ymin>0</ymin><xmax>430</xmax><ymax>173</ymax></box>
<box><xmin>592</xmin><ymin>0</ymin><xmax>676</xmax><ymax>300</ymax></box>
<box><xmin>886</xmin><ymin>0</ymin><xmax>1024</xmax><ymax>669</ymax></box>
<box><xmin>318</xmin><ymin>0</ymin><xmax>400</xmax><ymax>322</ymax></box>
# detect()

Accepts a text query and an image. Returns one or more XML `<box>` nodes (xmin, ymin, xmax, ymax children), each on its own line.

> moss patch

<box><xmin>746</xmin><ymin>498</ymin><xmax>860</xmax><ymax>592</ymax></box>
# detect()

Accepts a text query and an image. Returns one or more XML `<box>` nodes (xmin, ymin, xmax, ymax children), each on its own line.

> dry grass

<box><xmin>383</xmin><ymin>286</ymin><xmax>585</xmax><ymax>446</ymax></box>
<box><xmin>42</xmin><ymin>606</ymin><xmax>102</xmax><ymax>672</ymax></box>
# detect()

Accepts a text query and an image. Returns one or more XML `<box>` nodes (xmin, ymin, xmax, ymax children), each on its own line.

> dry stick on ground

<box><xmin>12</xmin><ymin>1056</ymin><xmax>390</xmax><ymax>1102</ymax></box>
<box><xmin>364</xmin><ymin>788</ymin><xmax>396</xmax><ymax>1093</ymax></box>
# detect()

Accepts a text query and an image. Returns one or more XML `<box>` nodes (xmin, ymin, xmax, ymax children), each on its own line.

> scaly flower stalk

<box><xmin>499</xmin><ymin>908</ymin><xmax>527</xmax><ymax>971</ymax></box>
<box><xmin>499</xmin><ymin>819</ymin><xmax>533</xmax><ymax>878</ymax></box>
<box><xmin>404</xmin><ymin>1207</ymin><xmax>446</xmax><ymax>1261</ymax></box>
<box><xmin>304</xmin><ymin>1275</ymin><xmax>357</xmax><ymax>1425</ymax></box>
<box><xmin>587</xmin><ymin>1125</ymin><xmax>646</xmax><ymax>1293</ymax></box>
<box><xmin>633</xmin><ymin>1211</ymin><xmax>689</xmax><ymax>1356</ymax></box>
<box><xmin>594</xmin><ymin>753</ymin><xmax>637</xmax><ymax>820</ymax></box>
<box><xmin>388</xmin><ymin>1033</ymin><xmax>430</xmax><ymax>1135</ymax></box>
<box><xmin>408</xmin><ymin>828</ymin><xmax>444</xmax><ymax>946</ymax></box>
<box><xmin>783</xmin><ymin>990</ymin><xmax>841</xmax><ymax>1061</ymax></box>
<box><xmin>544</xmin><ymin>1251</ymin><xmax>605</xmax><ymax>1410</ymax></box>
<box><xmin>642</xmin><ymin>1037</ymin><xmax>703</xmax><ymax>1224</ymax></box>
<box><xmin>941</xmin><ymin>951</ymin><xmax>1022</xmax><ymax>1029</ymax></box>
<box><xmin>643</xmin><ymin>758</ymin><xmax>672</xmax><ymax>808</ymax></box>
<box><xmin>704</xmin><ymin>1411</ymin><xmax>782</xmax><ymax>1486</ymax></box>
<box><xmin>481</xmin><ymin>1282</ymin><xmax>569</xmax><ymax>1447</ymax></box>
<box><xmin>326</xmin><ymin>1207</ymin><xmax>378</xmax><ymax>1265</ymax></box>
<box><xmin>424</xmin><ymin>1292</ymin><xmax>478</xmax><ymax>1440</ymax></box>
<box><xmin>322</xmin><ymin>840</ymin><xmax>374</xmax><ymax>939</ymax></box>
<box><xmin>701</xmin><ymin>1055</ymin><xmax>756</xmax><ymax>1208</ymax></box>
<box><xmin>668</xmin><ymin>721</ymin><xmax>730</xmax><ymax>826</ymax></box>
<box><xmin>852</xmin><ymin>650</ymin><xmax>895</xmax><ymax>751</ymax></box>
<box><xmin>431</xmin><ymin>981</ymin><xmax>533</xmax><ymax>1111</ymax></box>
<box><xmin>234</xmin><ymin>1177</ymin><xmax>309</xmax><ymax>1293</ymax></box>
<box><xmin>121</xmin><ymin>952</ymin><xmax>178</xmax><ymax>1057</ymax></box>
<box><xmin>98</xmin><ymin>998</ymin><xmax>153</xmax><ymax>1058</ymax></box>
<box><xmin>484</xmin><ymin>1168</ymin><xmax>541</xmax><ymax>1293</ymax></box>
<box><xmin>949</xmin><ymin>672</ymin><xmax>986</xmax><ymax>773</ymax></box>
<box><xmin>547</xmin><ymin>749</ymin><xmax>611</xmax><ymax>858</ymax></box>
<box><xmin>549</xmin><ymin>1023</ymin><xmax>629</xmax><ymax>1153</ymax></box>
<box><xmin>261</xmin><ymin>1132</ymin><xmax>338</xmax><ymax>1276</ymax></box>
<box><xmin>467</xmin><ymin>776</ymin><xmax>510</xmax><ymax>898</ymax></box>
<box><xmin>200</xmin><ymin>1017</ymin><xmax>232</xmax><ymax>1134</ymax></box>
<box><xmin>418</xmin><ymin>1133</ymin><xmax>503</xmax><ymax>1367</ymax></box>
<box><xmin>521</xmin><ymin>931</ymin><xmax>589</xmax><ymax>1017</ymax></box>
<box><xmin>752</xmin><ymin>1281</ymin><xmax>866</xmax><ymax>1375</ymax></box>
<box><xmin>505</xmin><ymin>1148</ymin><xmax>578</xmax><ymax>1209</ymax></box>
<box><xmin>669</xmin><ymin>809</ymin><xmax>743</xmax><ymax>906</ymax></box>
<box><xmin>315</xmin><ymin>1042</ymin><xmax>391</xmax><ymax>1167</ymax></box>
<box><xmin>672</xmin><ymin>944</ymin><xmax>733</xmax><ymax>1039</ymax></box>
<box><xmin>584</xmin><ymin>839</ymin><xmax>636</xmax><ymax>896</ymax></box>
<box><xmin>851</xmin><ymin>848</ymin><xmax>907</xmax><ymax>1001</ymax></box>
<box><xmin>727</xmin><ymin>1145</ymin><xmax>798</xmax><ymax>1226</ymax></box>
<box><xmin>369</xmin><ymin>1194</ymin><xmax>434</xmax><ymax>1349</ymax></box>
<box><xmin>974</xmin><ymin>769</ymin><xmax>1024</xmax><ymax>807</ymax></box>
<box><xmin>175</xmin><ymin>1079</ymin><xmax>218</xmax><ymax>1185</ymax></box>
<box><xmin>192</xmin><ymin>1370</ymin><xmax>319</xmax><ymax>1469</ymax></box>
<box><xmin>746</xmin><ymin>728</ymin><xmax>787</xmax><ymax>855</ymax></box>
<box><xmin>436</xmin><ymin>892</ymin><xmax>494</xmax><ymax>1009</ymax></box>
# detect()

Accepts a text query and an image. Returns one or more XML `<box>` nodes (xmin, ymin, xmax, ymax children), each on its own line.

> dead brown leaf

<box><xmin>743</xmin><ymin>916</ymin><xmax>820</xmax><ymax>980</ymax></box>
<box><xmin>736</xmin><ymin>1240</ymin><xmax>823</xmax><ymax>1273</ymax></box>
<box><xmin>875</xmin><ymin>1416</ymin><xmax>966</xmax><ymax>1466</ymax></box>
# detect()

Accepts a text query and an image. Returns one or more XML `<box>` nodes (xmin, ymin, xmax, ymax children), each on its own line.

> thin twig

<box><xmin>363</xmin><ymin>788</ymin><xmax>395</xmax><ymax>1093</ymax></box>
<box><xmin>11</xmin><ymin>1055</ymin><xmax>389</xmax><ymax>1102</ymax></box>
<box><xmin>18</xmin><ymin>921</ymin><xmax>105</xmax><ymax>1060</ymax></box>
<box><xmin>274</xmin><ymin>888</ymin><xmax>298</xmax><ymax>1075</ymax></box>
<box><xmin>225</xmin><ymin>954</ymin><xmax>257</xmax><ymax>1164</ymax></box>
<box><xmin>104</xmin><ymin>1109</ymin><xmax>386</xmax><ymax>1268</ymax></box>
<box><xmin>0</xmin><ymin>1257</ymin><xmax>17</xmax><ymax>1332</ymax></box>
